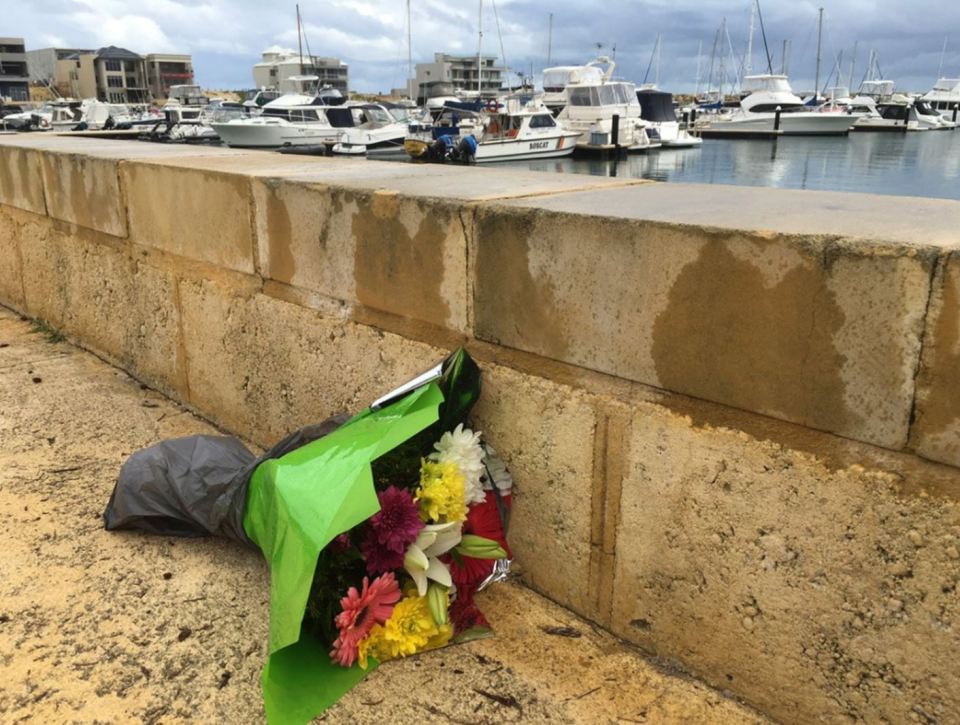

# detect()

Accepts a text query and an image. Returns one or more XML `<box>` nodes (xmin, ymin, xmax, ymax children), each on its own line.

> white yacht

<box><xmin>555</xmin><ymin>57</ymin><xmax>658</xmax><ymax>152</ymax></box>
<box><xmin>404</xmin><ymin>95</ymin><xmax>580</xmax><ymax>163</ymax></box>
<box><xmin>922</xmin><ymin>78</ymin><xmax>960</xmax><ymax>122</ymax></box>
<box><xmin>699</xmin><ymin>75</ymin><xmax>856</xmax><ymax>137</ymax></box>
<box><xmin>636</xmin><ymin>88</ymin><xmax>702</xmax><ymax>148</ymax></box>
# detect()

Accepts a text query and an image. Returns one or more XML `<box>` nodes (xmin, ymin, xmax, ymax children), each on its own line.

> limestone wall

<box><xmin>1</xmin><ymin>134</ymin><xmax>959</xmax><ymax>723</ymax></box>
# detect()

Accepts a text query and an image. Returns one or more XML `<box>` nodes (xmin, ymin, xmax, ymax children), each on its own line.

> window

<box><xmin>105</xmin><ymin>59</ymin><xmax>121</xmax><ymax>71</ymax></box>
<box><xmin>529</xmin><ymin>114</ymin><xmax>556</xmax><ymax>128</ymax></box>
<box><xmin>568</xmin><ymin>87</ymin><xmax>599</xmax><ymax>106</ymax></box>
<box><xmin>107</xmin><ymin>75</ymin><xmax>124</xmax><ymax>88</ymax></box>
<box><xmin>599</xmin><ymin>84</ymin><xmax>617</xmax><ymax>105</ymax></box>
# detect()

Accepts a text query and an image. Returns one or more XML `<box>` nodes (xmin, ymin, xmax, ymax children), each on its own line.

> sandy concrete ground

<box><xmin>0</xmin><ymin>306</ymin><xmax>768</xmax><ymax>724</ymax></box>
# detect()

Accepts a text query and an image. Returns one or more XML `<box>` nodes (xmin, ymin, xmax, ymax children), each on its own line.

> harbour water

<box><xmin>501</xmin><ymin>131</ymin><xmax>960</xmax><ymax>201</ymax></box>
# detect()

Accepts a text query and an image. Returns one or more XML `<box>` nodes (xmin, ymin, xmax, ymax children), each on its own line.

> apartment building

<box><xmin>252</xmin><ymin>49</ymin><xmax>348</xmax><ymax>92</ymax></box>
<box><xmin>0</xmin><ymin>37</ymin><xmax>29</xmax><ymax>101</ymax></box>
<box><xmin>145</xmin><ymin>54</ymin><xmax>194</xmax><ymax>100</ymax></box>
<box><xmin>410</xmin><ymin>53</ymin><xmax>504</xmax><ymax>100</ymax></box>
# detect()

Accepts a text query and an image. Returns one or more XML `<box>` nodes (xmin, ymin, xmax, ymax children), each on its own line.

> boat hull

<box><xmin>211</xmin><ymin>120</ymin><xmax>342</xmax><ymax>148</ymax></box>
<box><xmin>700</xmin><ymin>111</ymin><xmax>855</xmax><ymax>137</ymax></box>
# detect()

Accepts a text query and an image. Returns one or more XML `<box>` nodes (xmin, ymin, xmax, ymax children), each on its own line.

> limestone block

<box><xmin>122</xmin><ymin>162</ymin><xmax>255</xmax><ymax>274</ymax></box>
<box><xmin>0</xmin><ymin>207</ymin><xmax>26</xmax><ymax>310</ymax></box>
<box><xmin>38</xmin><ymin>152</ymin><xmax>126</xmax><ymax>237</ymax></box>
<box><xmin>253</xmin><ymin>179</ymin><xmax>468</xmax><ymax>332</ymax></box>
<box><xmin>0</xmin><ymin>146</ymin><xmax>45</xmax><ymax>214</ymax></box>
<box><xmin>15</xmin><ymin>209</ymin><xmax>184</xmax><ymax>397</ymax></box>
<box><xmin>910</xmin><ymin>250</ymin><xmax>960</xmax><ymax>467</ymax></box>
<box><xmin>473</xmin><ymin>205</ymin><xmax>934</xmax><ymax>450</ymax></box>
<box><xmin>611</xmin><ymin>403</ymin><xmax>960</xmax><ymax>724</ymax></box>
<box><xmin>470</xmin><ymin>363</ymin><xmax>598</xmax><ymax>617</ymax></box>
<box><xmin>178</xmin><ymin>281</ymin><xmax>447</xmax><ymax>446</ymax></box>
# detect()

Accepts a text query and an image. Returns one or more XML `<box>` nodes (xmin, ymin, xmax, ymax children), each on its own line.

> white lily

<box><xmin>404</xmin><ymin>520</ymin><xmax>462</xmax><ymax>596</ymax></box>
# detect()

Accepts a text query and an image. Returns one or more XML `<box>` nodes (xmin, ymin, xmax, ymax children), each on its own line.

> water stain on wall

<box><xmin>911</xmin><ymin>252</ymin><xmax>960</xmax><ymax>463</ymax></box>
<box><xmin>473</xmin><ymin>209</ymin><xmax>569</xmax><ymax>360</ymax></box>
<box><xmin>351</xmin><ymin>190</ymin><xmax>451</xmax><ymax>327</ymax></box>
<box><xmin>263</xmin><ymin>182</ymin><xmax>295</xmax><ymax>283</ymax></box>
<box><xmin>651</xmin><ymin>238</ymin><xmax>856</xmax><ymax>435</ymax></box>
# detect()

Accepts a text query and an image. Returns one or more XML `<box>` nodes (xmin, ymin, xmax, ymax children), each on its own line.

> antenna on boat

<box><xmin>296</xmin><ymin>4</ymin><xmax>305</xmax><ymax>75</ymax></box>
<box><xmin>814</xmin><ymin>7</ymin><xmax>824</xmax><ymax>98</ymax></box>
<box><xmin>754</xmin><ymin>0</ymin><xmax>773</xmax><ymax>74</ymax></box>
<box><xmin>546</xmin><ymin>13</ymin><xmax>553</xmax><ymax>66</ymax></box>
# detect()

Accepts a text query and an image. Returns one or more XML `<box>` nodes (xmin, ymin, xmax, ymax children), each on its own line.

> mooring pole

<box><xmin>774</xmin><ymin>105</ymin><xmax>782</xmax><ymax>132</ymax></box>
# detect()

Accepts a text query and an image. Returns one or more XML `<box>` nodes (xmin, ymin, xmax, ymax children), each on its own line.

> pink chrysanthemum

<box><xmin>330</xmin><ymin>572</ymin><xmax>401</xmax><ymax>667</ymax></box>
<box><xmin>361</xmin><ymin>486</ymin><xmax>424</xmax><ymax>575</ymax></box>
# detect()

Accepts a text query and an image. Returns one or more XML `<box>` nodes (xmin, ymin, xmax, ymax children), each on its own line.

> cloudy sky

<box><xmin>9</xmin><ymin>0</ymin><xmax>960</xmax><ymax>93</ymax></box>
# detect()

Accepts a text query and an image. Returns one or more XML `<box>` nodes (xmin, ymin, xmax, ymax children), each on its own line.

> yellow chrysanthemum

<box><xmin>416</xmin><ymin>460</ymin><xmax>467</xmax><ymax>523</ymax></box>
<box><xmin>357</xmin><ymin>593</ymin><xmax>448</xmax><ymax>669</ymax></box>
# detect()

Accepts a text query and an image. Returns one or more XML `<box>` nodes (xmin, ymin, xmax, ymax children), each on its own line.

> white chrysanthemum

<box><xmin>430</xmin><ymin>423</ymin><xmax>486</xmax><ymax>504</ymax></box>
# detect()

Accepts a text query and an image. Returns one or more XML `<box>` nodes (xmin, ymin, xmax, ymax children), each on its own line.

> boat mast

<box><xmin>477</xmin><ymin>0</ymin><xmax>483</xmax><ymax>96</ymax></box>
<box><xmin>492</xmin><ymin>0</ymin><xmax>509</xmax><ymax>91</ymax></box>
<box><xmin>296</xmin><ymin>4</ymin><xmax>305</xmax><ymax>75</ymax></box>
<box><xmin>694</xmin><ymin>40</ymin><xmax>703</xmax><ymax>96</ymax></box>
<box><xmin>656</xmin><ymin>34</ymin><xmax>661</xmax><ymax>87</ymax></box>
<box><xmin>706</xmin><ymin>25</ymin><xmax>720</xmax><ymax>99</ymax></box>
<box><xmin>814</xmin><ymin>7</ymin><xmax>823</xmax><ymax>97</ymax></box>
<box><xmin>937</xmin><ymin>37</ymin><xmax>948</xmax><ymax>79</ymax></box>
<box><xmin>407</xmin><ymin>0</ymin><xmax>413</xmax><ymax>90</ymax></box>
<box><xmin>754</xmin><ymin>0</ymin><xmax>774</xmax><ymax>73</ymax></box>
<box><xmin>718</xmin><ymin>18</ymin><xmax>726</xmax><ymax>100</ymax></box>
<box><xmin>547</xmin><ymin>13</ymin><xmax>553</xmax><ymax>66</ymax></box>
<box><xmin>781</xmin><ymin>39</ymin><xmax>788</xmax><ymax>74</ymax></box>
<box><xmin>744</xmin><ymin>0</ymin><xmax>755</xmax><ymax>80</ymax></box>
<box><xmin>849</xmin><ymin>40</ymin><xmax>857</xmax><ymax>90</ymax></box>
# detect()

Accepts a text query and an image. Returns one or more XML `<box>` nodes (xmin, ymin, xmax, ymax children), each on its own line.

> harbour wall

<box><xmin>1</xmin><ymin>134</ymin><xmax>959</xmax><ymax>723</ymax></box>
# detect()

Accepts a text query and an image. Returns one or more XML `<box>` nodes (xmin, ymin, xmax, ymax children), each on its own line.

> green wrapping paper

<box><xmin>242</xmin><ymin>383</ymin><xmax>444</xmax><ymax>724</ymax></box>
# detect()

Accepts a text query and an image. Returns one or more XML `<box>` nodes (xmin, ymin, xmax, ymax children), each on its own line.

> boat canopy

<box><xmin>860</xmin><ymin>80</ymin><xmax>896</xmax><ymax>96</ymax></box>
<box><xmin>932</xmin><ymin>78</ymin><xmax>960</xmax><ymax>92</ymax></box>
<box><xmin>636</xmin><ymin>90</ymin><xmax>677</xmax><ymax>122</ymax></box>
<box><xmin>742</xmin><ymin>75</ymin><xmax>794</xmax><ymax>94</ymax></box>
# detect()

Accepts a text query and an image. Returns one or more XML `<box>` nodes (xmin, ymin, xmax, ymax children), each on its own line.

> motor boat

<box><xmin>555</xmin><ymin>57</ymin><xmax>659</xmax><ymax>152</ymax></box>
<box><xmin>698</xmin><ymin>74</ymin><xmax>856</xmax><ymax>137</ymax></box>
<box><xmin>921</xmin><ymin>78</ymin><xmax>960</xmax><ymax>123</ymax></box>
<box><xmin>914</xmin><ymin>98</ymin><xmax>955</xmax><ymax>130</ymax></box>
<box><xmin>636</xmin><ymin>88</ymin><xmax>701</xmax><ymax>148</ymax></box>
<box><xmin>404</xmin><ymin>94</ymin><xmax>580</xmax><ymax>163</ymax></box>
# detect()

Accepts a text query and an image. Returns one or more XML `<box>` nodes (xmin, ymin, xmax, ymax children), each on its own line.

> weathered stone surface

<box><xmin>38</xmin><ymin>151</ymin><xmax>126</xmax><ymax>236</ymax></box>
<box><xmin>178</xmin><ymin>280</ymin><xmax>447</xmax><ymax>446</ymax></box>
<box><xmin>0</xmin><ymin>146</ymin><xmax>45</xmax><ymax>214</ymax></box>
<box><xmin>471</xmin><ymin>363</ymin><xmax>598</xmax><ymax>617</ymax></box>
<box><xmin>911</xmin><ymin>250</ymin><xmax>960</xmax><ymax>467</ymax></box>
<box><xmin>8</xmin><ymin>206</ymin><xmax>184</xmax><ymax>398</ymax></box>
<box><xmin>473</xmin><ymin>205</ymin><xmax>935</xmax><ymax>450</ymax></box>
<box><xmin>121</xmin><ymin>162</ymin><xmax>256</xmax><ymax>274</ymax></box>
<box><xmin>611</xmin><ymin>402</ymin><xmax>960</xmax><ymax>724</ymax></box>
<box><xmin>0</xmin><ymin>207</ymin><xmax>26</xmax><ymax>310</ymax></box>
<box><xmin>252</xmin><ymin>179</ymin><xmax>469</xmax><ymax>332</ymax></box>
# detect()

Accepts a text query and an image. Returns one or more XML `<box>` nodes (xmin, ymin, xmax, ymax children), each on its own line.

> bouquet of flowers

<box><xmin>104</xmin><ymin>349</ymin><xmax>512</xmax><ymax>724</ymax></box>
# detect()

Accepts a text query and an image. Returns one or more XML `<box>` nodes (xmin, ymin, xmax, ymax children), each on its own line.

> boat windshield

<box><xmin>356</xmin><ymin>106</ymin><xmax>393</xmax><ymax>125</ymax></box>
<box><xmin>568</xmin><ymin>87</ymin><xmax>600</xmax><ymax>106</ymax></box>
<box><xmin>932</xmin><ymin>78</ymin><xmax>960</xmax><ymax>92</ymax></box>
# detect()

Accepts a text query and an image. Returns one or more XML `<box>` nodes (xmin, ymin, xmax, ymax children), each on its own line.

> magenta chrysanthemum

<box><xmin>361</xmin><ymin>486</ymin><xmax>424</xmax><ymax>575</ymax></box>
<box><xmin>330</xmin><ymin>572</ymin><xmax>401</xmax><ymax>667</ymax></box>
